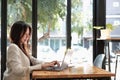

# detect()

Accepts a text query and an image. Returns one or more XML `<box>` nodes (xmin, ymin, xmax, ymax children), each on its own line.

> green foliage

<box><xmin>7</xmin><ymin>0</ymin><xmax>32</xmax><ymax>26</ymax></box>
<box><xmin>106</xmin><ymin>23</ymin><xmax>114</xmax><ymax>30</ymax></box>
<box><xmin>7</xmin><ymin>0</ymin><xmax>92</xmax><ymax>37</ymax></box>
<box><xmin>37</xmin><ymin>0</ymin><xmax>66</xmax><ymax>32</ymax></box>
<box><xmin>7</xmin><ymin>0</ymin><xmax>66</xmax><ymax>33</ymax></box>
<box><xmin>71</xmin><ymin>0</ymin><xmax>84</xmax><ymax>36</ymax></box>
<box><xmin>71</xmin><ymin>0</ymin><xmax>82</xmax><ymax>9</ymax></box>
<box><xmin>72</xmin><ymin>26</ymin><xmax>84</xmax><ymax>36</ymax></box>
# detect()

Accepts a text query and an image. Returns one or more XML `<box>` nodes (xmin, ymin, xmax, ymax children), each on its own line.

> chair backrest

<box><xmin>93</xmin><ymin>54</ymin><xmax>105</xmax><ymax>69</ymax></box>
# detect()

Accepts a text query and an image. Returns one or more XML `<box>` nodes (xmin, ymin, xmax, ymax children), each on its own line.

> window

<box><xmin>37</xmin><ymin>0</ymin><xmax>93</xmax><ymax>64</ymax></box>
<box><xmin>71</xmin><ymin>0</ymin><xmax>93</xmax><ymax>64</ymax></box>
<box><xmin>37</xmin><ymin>0</ymin><xmax>67</xmax><ymax>61</ymax></box>
<box><xmin>7</xmin><ymin>0</ymin><xmax>32</xmax><ymax>47</ymax></box>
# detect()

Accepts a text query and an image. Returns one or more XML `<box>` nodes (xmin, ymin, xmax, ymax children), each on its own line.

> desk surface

<box><xmin>32</xmin><ymin>65</ymin><xmax>115</xmax><ymax>79</ymax></box>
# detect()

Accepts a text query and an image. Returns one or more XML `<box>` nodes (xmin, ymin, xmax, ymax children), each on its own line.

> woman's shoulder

<box><xmin>8</xmin><ymin>43</ymin><xmax>19</xmax><ymax>50</ymax></box>
<box><xmin>7</xmin><ymin>43</ymin><xmax>21</xmax><ymax>56</ymax></box>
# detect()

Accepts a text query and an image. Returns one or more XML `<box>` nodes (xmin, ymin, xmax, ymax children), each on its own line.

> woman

<box><xmin>3</xmin><ymin>21</ymin><xmax>60</xmax><ymax>80</ymax></box>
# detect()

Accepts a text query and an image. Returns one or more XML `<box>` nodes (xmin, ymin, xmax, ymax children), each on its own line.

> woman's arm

<box><xmin>29</xmin><ymin>55</ymin><xmax>44</xmax><ymax>65</ymax></box>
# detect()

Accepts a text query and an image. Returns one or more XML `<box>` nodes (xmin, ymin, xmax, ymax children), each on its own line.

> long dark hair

<box><xmin>9</xmin><ymin>21</ymin><xmax>32</xmax><ymax>56</ymax></box>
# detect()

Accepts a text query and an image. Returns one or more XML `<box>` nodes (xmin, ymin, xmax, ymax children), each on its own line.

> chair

<box><xmin>93</xmin><ymin>54</ymin><xmax>105</xmax><ymax>69</ymax></box>
<box><xmin>86</xmin><ymin>55</ymin><xmax>106</xmax><ymax>80</ymax></box>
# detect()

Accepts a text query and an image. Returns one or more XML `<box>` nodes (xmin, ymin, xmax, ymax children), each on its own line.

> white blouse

<box><xmin>3</xmin><ymin>43</ymin><xmax>43</xmax><ymax>80</ymax></box>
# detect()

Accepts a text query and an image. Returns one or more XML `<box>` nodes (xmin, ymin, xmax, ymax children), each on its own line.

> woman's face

<box><xmin>20</xmin><ymin>28</ymin><xmax>30</xmax><ymax>44</ymax></box>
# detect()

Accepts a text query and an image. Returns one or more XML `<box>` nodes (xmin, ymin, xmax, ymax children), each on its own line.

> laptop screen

<box><xmin>60</xmin><ymin>50</ymin><xmax>67</xmax><ymax>66</ymax></box>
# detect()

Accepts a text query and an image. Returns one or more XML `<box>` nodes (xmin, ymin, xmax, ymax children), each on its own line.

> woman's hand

<box><xmin>41</xmin><ymin>60</ymin><xmax>60</xmax><ymax>69</ymax></box>
<box><xmin>51</xmin><ymin>60</ymin><xmax>60</xmax><ymax>66</ymax></box>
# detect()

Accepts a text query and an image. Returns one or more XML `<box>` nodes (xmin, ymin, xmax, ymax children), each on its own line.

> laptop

<box><xmin>44</xmin><ymin>51</ymin><xmax>68</xmax><ymax>71</ymax></box>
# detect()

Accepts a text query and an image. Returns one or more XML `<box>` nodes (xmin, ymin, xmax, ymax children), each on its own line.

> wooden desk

<box><xmin>32</xmin><ymin>65</ymin><xmax>115</xmax><ymax>80</ymax></box>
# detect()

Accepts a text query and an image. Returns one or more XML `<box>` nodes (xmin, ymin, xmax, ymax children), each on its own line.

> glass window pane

<box><xmin>37</xmin><ymin>0</ymin><xmax>67</xmax><ymax>62</ymax></box>
<box><xmin>7</xmin><ymin>0</ymin><xmax>32</xmax><ymax>46</ymax></box>
<box><xmin>106</xmin><ymin>0</ymin><xmax>120</xmax><ymax>53</ymax></box>
<box><xmin>71</xmin><ymin>0</ymin><xmax>93</xmax><ymax>64</ymax></box>
<box><xmin>37</xmin><ymin>0</ymin><xmax>93</xmax><ymax>64</ymax></box>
